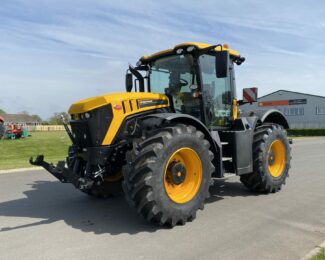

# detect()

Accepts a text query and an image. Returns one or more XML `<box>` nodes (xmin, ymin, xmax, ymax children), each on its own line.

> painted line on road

<box><xmin>301</xmin><ymin>240</ymin><xmax>325</xmax><ymax>260</ymax></box>
<box><xmin>0</xmin><ymin>167</ymin><xmax>43</xmax><ymax>175</ymax></box>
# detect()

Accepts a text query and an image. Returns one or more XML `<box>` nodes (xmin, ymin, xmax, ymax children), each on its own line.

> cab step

<box><xmin>223</xmin><ymin>173</ymin><xmax>236</xmax><ymax>178</ymax></box>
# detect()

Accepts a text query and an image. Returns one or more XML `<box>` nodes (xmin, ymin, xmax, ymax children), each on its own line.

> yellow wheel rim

<box><xmin>105</xmin><ymin>170</ymin><xmax>123</xmax><ymax>182</ymax></box>
<box><xmin>267</xmin><ymin>140</ymin><xmax>286</xmax><ymax>178</ymax></box>
<box><xmin>164</xmin><ymin>147</ymin><xmax>202</xmax><ymax>204</ymax></box>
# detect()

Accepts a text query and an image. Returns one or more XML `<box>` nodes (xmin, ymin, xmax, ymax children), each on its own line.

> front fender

<box><xmin>142</xmin><ymin>113</ymin><xmax>223</xmax><ymax>177</ymax></box>
<box><xmin>142</xmin><ymin>113</ymin><xmax>217</xmax><ymax>144</ymax></box>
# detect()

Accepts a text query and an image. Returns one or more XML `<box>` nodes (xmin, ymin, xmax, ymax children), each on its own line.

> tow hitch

<box><xmin>30</xmin><ymin>155</ymin><xmax>86</xmax><ymax>189</ymax></box>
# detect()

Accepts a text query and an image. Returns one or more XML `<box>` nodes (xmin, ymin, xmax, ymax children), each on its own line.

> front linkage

<box><xmin>30</xmin><ymin>155</ymin><xmax>81</xmax><ymax>188</ymax></box>
<box><xmin>29</xmin><ymin>115</ymin><xmax>98</xmax><ymax>191</ymax></box>
<box><xmin>30</xmin><ymin>153</ymin><xmax>109</xmax><ymax>192</ymax></box>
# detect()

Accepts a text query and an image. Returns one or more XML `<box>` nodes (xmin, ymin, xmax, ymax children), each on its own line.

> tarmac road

<box><xmin>0</xmin><ymin>138</ymin><xmax>324</xmax><ymax>260</ymax></box>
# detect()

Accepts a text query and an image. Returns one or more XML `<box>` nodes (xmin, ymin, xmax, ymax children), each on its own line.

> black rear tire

<box><xmin>240</xmin><ymin>124</ymin><xmax>291</xmax><ymax>193</ymax></box>
<box><xmin>122</xmin><ymin>124</ymin><xmax>214</xmax><ymax>227</ymax></box>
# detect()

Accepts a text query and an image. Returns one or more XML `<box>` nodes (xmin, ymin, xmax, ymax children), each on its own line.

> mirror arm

<box><xmin>129</xmin><ymin>64</ymin><xmax>145</xmax><ymax>92</ymax></box>
<box><xmin>135</xmin><ymin>65</ymin><xmax>149</xmax><ymax>71</ymax></box>
<box><xmin>237</xmin><ymin>100</ymin><xmax>244</xmax><ymax>105</ymax></box>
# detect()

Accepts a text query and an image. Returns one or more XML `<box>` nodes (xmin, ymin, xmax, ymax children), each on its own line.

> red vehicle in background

<box><xmin>6</xmin><ymin>124</ymin><xmax>23</xmax><ymax>139</ymax></box>
<box><xmin>0</xmin><ymin>117</ymin><xmax>27</xmax><ymax>140</ymax></box>
<box><xmin>0</xmin><ymin>116</ymin><xmax>5</xmax><ymax>139</ymax></box>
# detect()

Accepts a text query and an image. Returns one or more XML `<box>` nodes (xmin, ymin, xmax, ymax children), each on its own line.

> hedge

<box><xmin>287</xmin><ymin>129</ymin><xmax>325</xmax><ymax>136</ymax></box>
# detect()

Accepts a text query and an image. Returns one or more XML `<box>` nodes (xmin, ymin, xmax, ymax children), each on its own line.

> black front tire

<box><xmin>240</xmin><ymin>124</ymin><xmax>291</xmax><ymax>193</ymax></box>
<box><xmin>122</xmin><ymin>124</ymin><xmax>214</xmax><ymax>227</ymax></box>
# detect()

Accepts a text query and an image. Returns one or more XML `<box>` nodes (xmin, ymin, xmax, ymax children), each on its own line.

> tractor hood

<box><xmin>68</xmin><ymin>92</ymin><xmax>169</xmax><ymax>114</ymax></box>
<box><xmin>68</xmin><ymin>92</ymin><xmax>170</xmax><ymax>145</ymax></box>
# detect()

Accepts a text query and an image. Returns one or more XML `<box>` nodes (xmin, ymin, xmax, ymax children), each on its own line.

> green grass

<box><xmin>310</xmin><ymin>248</ymin><xmax>325</xmax><ymax>260</ymax></box>
<box><xmin>288</xmin><ymin>129</ymin><xmax>325</xmax><ymax>137</ymax></box>
<box><xmin>0</xmin><ymin>131</ymin><xmax>71</xmax><ymax>170</ymax></box>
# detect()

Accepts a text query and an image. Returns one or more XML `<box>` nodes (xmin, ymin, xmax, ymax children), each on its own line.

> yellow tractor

<box><xmin>31</xmin><ymin>42</ymin><xmax>291</xmax><ymax>227</ymax></box>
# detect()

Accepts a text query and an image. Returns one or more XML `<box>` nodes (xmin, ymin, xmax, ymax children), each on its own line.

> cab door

<box><xmin>199</xmin><ymin>54</ymin><xmax>233</xmax><ymax>128</ymax></box>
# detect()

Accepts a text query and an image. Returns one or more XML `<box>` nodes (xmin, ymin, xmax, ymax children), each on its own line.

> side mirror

<box><xmin>242</xmin><ymin>87</ymin><xmax>258</xmax><ymax>103</ymax></box>
<box><xmin>125</xmin><ymin>73</ymin><xmax>133</xmax><ymax>92</ymax></box>
<box><xmin>215</xmin><ymin>50</ymin><xmax>229</xmax><ymax>78</ymax></box>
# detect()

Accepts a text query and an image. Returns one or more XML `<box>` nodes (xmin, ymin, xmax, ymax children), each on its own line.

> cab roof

<box><xmin>140</xmin><ymin>42</ymin><xmax>241</xmax><ymax>63</ymax></box>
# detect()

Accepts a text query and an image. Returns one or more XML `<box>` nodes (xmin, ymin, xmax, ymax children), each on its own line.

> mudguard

<box><xmin>142</xmin><ymin>113</ymin><xmax>223</xmax><ymax>177</ymax></box>
<box><xmin>243</xmin><ymin>109</ymin><xmax>290</xmax><ymax>129</ymax></box>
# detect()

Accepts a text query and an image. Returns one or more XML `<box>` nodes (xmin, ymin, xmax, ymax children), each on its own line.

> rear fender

<box><xmin>262</xmin><ymin>109</ymin><xmax>289</xmax><ymax>129</ymax></box>
<box><xmin>252</xmin><ymin>109</ymin><xmax>290</xmax><ymax>129</ymax></box>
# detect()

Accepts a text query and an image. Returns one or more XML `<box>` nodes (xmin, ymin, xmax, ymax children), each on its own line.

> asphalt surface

<box><xmin>0</xmin><ymin>138</ymin><xmax>324</xmax><ymax>260</ymax></box>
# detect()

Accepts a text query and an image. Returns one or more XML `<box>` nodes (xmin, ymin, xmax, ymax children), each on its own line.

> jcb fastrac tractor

<box><xmin>31</xmin><ymin>42</ymin><xmax>291</xmax><ymax>227</ymax></box>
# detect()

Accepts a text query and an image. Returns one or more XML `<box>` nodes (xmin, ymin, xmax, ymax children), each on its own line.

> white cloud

<box><xmin>0</xmin><ymin>0</ymin><xmax>324</xmax><ymax>118</ymax></box>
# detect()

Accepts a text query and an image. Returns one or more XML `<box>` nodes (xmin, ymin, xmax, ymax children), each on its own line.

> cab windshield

<box><xmin>149</xmin><ymin>54</ymin><xmax>201</xmax><ymax>118</ymax></box>
<box><xmin>149</xmin><ymin>53</ymin><xmax>233</xmax><ymax>127</ymax></box>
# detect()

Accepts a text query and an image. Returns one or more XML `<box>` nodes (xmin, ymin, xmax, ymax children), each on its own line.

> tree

<box><xmin>31</xmin><ymin>114</ymin><xmax>43</xmax><ymax>123</ymax></box>
<box><xmin>48</xmin><ymin>112</ymin><xmax>70</xmax><ymax>125</ymax></box>
<box><xmin>0</xmin><ymin>109</ymin><xmax>6</xmax><ymax>115</ymax></box>
<box><xmin>18</xmin><ymin>110</ymin><xmax>29</xmax><ymax>115</ymax></box>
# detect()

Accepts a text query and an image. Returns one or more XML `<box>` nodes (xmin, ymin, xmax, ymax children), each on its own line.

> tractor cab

<box><xmin>126</xmin><ymin>42</ymin><xmax>246</xmax><ymax>128</ymax></box>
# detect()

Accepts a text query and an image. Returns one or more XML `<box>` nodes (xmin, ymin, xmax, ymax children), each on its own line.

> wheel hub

<box><xmin>268</xmin><ymin>151</ymin><xmax>275</xmax><ymax>165</ymax></box>
<box><xmin>168</xmin><ymin>162</ymin><xmax>186</xmax><ymax>185</ymax></box>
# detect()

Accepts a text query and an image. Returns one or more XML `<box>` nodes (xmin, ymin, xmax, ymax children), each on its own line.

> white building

<box><xmin>240</xmin><ymin>90</ymin><xmax>325</xmax><ymax>129</ymax></box>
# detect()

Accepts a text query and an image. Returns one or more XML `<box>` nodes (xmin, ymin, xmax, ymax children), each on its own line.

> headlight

<box><xmin>186</xmin><ymin>46</ymin><xmax>195</xmax><ymax>52</ymax></box>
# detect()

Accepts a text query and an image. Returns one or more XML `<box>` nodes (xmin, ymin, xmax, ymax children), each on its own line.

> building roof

<box><xmin>2</xmin><ymin>114</ymin><xmax>41</xmax><ymax>124</ymax></box>
<box><xmin>140</xmin><ymin>42</ymin><xmax>241</xmax><ymax>62</ymax></box>
<box><xmin>258</xmin><ymin>90</ymin><xmax>325</xmax><ymax>100</ymax></box>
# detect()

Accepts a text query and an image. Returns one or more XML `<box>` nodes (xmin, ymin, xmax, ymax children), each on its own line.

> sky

<box><xmin>1</xmin><ymin>0</ymin><xmax>325</xmax><ymax>119</ymax></box>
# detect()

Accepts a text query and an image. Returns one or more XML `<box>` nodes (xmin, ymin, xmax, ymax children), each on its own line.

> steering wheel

<box><xmin>179</xmin><ymin>78</ymin><xmax>188</xmax><ymax>87</ymax></box>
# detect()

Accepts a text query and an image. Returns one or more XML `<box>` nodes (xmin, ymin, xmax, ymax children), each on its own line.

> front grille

<box><xmin>70</xmin><ymin>104</ymin><xmax>113</xmax><ymax>147</ymax></box>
